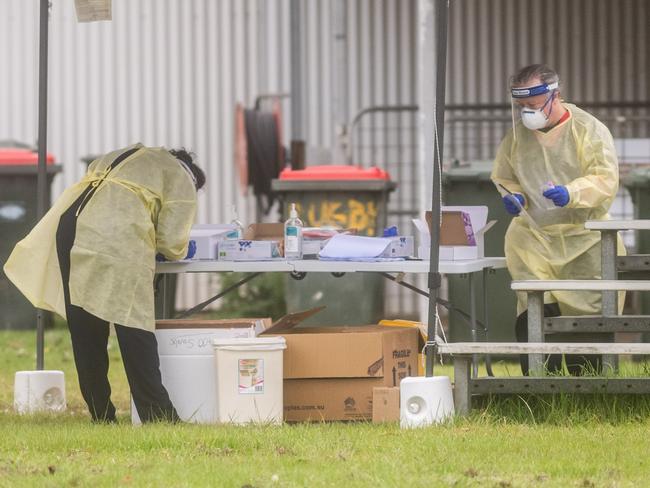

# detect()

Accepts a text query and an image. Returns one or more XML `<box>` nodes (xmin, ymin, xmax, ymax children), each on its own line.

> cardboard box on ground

<box><xmin>372</xmin><ymin>387</ymin><xmax>400</xmax><ymax>423</ymax></box>
<box><xmin>152</xmin><ymin>308</ymin><xmax>418</xmax><ymax>423</ymax></box>
<box><xmin>259</xmin><ymin>308</ymin><xmax>419</xmax><ymax>422</ymax></box>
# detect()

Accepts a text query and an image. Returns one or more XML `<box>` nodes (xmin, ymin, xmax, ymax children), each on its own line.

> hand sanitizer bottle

<box><xmin>284</xmin><ymin>203</ymin><xmax>303</xmax><ymax>259</ymax></box>
<box><xmin>227</xmin><ymin>204</ymin><xmax>244</xmax><ymax>239</ymax></box>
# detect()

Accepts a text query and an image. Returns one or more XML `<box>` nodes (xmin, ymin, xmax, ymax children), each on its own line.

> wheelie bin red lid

<box><xmin>279</xmin><ymin>165</ymin><xmax>391</xmax><ymax>181</ymax></box>
<box><xmin>0</xmin><ymin>148</ymin><xmax>55</xmax><ymax>165</ymax></box>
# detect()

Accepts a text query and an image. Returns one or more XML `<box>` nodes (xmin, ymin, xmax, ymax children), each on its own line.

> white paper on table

<box><xmin>318</xmin><ymin>256</ymin><xmax>405</xmax><ymax>262</ymax></box>
<box><xmin>318</xmin><ymin>234</ymin><xmax>394</xmax><ymax>259</ymax></box>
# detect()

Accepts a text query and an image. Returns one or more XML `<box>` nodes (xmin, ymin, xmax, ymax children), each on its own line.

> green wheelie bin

<box><xmin>442</xmin><ymin>160</ymin><xmax>518</xmax><ymax>342</ymax></box>
<box><xmin>272</xmin><ymin>165</ymin><xmax>396</xmax><ymax>326</ymax></box>
<box><xmin>0</xmin><ymin>147</ymin><xmax>62</xmax><ymax>329</ymax></box>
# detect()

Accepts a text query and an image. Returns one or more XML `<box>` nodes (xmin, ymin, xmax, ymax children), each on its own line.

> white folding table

<box><xmin>155</xmin><ymin>257</ymin><xmax>507</xmax><ymax>376</ymax></box>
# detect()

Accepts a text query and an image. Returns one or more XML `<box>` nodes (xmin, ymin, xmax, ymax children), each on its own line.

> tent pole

<box><xmin>426</xmin><ymin>0</ymin><xmax>449</xmax><ymax>377</ymax></box>
<box><xmin>36</xmin><ymin>0</ymin><xmax>50</xmax><ymax>370</ymax></box>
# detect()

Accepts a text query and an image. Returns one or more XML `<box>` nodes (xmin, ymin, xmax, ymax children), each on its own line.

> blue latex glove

<box><xmin>156</xmin><ymin>240</ymin><xmax>196</xmax><ymax>262</ymax></box>
<box><xmin>502</xmin><ymin>193</ymin><xmax>526</xmax><ymax>215</ymax></box>
<box><xmin>185</xmin><ymin>240</ymin><xmax>197</xmax><ymax>259</ymax></box>
<box><xmin>543</xmin><ymin>185</ymin><xmax>570</xmax><ymax>207</ymax></box>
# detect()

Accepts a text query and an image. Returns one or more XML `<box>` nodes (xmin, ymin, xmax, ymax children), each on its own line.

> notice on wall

<box><xmin>74</xmin><ymin>0</ymin><xmax>112</xmax><ymax>22</ymax></box>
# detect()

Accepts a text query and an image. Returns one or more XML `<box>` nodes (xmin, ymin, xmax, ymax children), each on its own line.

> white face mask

<box><xmin>520</xmin><ymin>107</ymin><xmax>550</xmax><ymax>130</ymax></box>
<box><xmin>519</xmin><ymin>92</ymin><xmax>556</xmax><ymax>130</ymax></box>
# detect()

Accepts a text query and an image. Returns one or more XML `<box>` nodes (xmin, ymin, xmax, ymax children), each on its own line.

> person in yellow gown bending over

<box><xmin>4</xmin><ymin>144</ymin><xmax>205</xmax><ymax>422</ymax></box>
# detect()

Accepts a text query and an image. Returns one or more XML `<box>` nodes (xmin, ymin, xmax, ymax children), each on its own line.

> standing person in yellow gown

<box><xmin>4</xmin><ymin>143</ymin><xmax>205</xmax><ymax>422</ymax></box>
<box><xmin>491</xmin><ymin>64</ymin><xmax>625</xmax><ymax>375</ymax></box>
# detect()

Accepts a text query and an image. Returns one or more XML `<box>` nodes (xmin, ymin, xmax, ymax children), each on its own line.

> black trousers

<box><xmin>55</xmin><ymin>188</ymin><xmax>178</xmax><ymax>423</ymax></box>
<box><xmin>515</xmin><ymin>303</ymin><xmax>602</xmax><ymax>376</ymax></box>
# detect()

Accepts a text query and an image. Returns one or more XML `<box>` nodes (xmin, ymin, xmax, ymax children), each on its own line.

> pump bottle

<box><xmin>284</xmin><ymin>203</ymin><xmax>303</xmax><ymax>259</ymax></box>
<box><xmin>227</xmin><ymin>204</ymin><xmax>244</xmax><ymax>239</ymax></box>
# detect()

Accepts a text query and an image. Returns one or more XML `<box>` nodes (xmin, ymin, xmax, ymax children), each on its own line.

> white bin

<box><xmin>213</xmin><ymin>337</ymin><xmax>286</xmax><ymax>424</ymax></box>
<box><xmin>14</xmin><ymin>370</ymin><xmax>66</xmax><ymax>414</ymax></box>
<box><xmin>131</xmin><ymin>325</ymin><xmax>260</xmax><ymax>424</ymax></box>
<box><xmin>400</xmin><ymin>376</ymin><xmax>455</xmax><ymax>428</ymax></box>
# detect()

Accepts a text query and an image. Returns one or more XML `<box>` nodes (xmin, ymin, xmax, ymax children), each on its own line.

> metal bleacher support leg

<box><xmin>483</xmin><ymin>267</ymin><xmax>494</xmax><ymax>377</ymax></box>
<box><xmin>527</xmin><ymin>291</ymin><xmax>545</xmax><ymax>374</ymax></box>
<box><xmin>601</xmin><ymin>229</ymin><xmax>619</xmax><ymax>371</ymax></box>
<box><xmin>162</xmin><ymin>274</ymin><xmax>168</xmax><ymax>320</ymax></box>
<box><xmin>453</xmin><ymin>355</ymin><xmax>472</xmax><ymax>415</ymax></box>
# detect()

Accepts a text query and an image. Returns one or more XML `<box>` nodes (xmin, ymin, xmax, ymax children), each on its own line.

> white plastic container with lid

<box><xmin>131</xmin><ymin>321</ymin><xmax>264</xmax><ymax>425</ymax></box>
<box><xmin>213</xmin><ymin>336</ymin><xmax>286</xmax><ymax>424</ymax></box>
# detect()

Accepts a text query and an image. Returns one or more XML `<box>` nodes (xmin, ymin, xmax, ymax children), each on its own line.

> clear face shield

<box><xmin>176</xmin><ymin>159</ymin><xmax>201</xmax><ymax>192</ymax></box>
<box><xmin>510</xmin><ymin>81</ymin><xmax>559</xmax><ymax>137</ymax></box>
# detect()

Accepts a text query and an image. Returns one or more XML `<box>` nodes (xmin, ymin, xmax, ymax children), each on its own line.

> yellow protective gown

<box><xmin>491</xmin><ymin>104</ymin><xmax>625</xmax><ymax>316</ymax></box>
<box><xmin>3</xmin><ymin>143</ymin><xmax>197</xmax><ymax>331</ymax></box>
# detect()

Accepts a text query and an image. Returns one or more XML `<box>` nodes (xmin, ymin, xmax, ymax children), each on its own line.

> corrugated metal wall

<box><xmin>447</xmin><ymin>0</ymin><xmax>649</xmax><ymax>106</ymax></box>
<box><xmin>1</xmin><ymin>0</ymin><xmax>648</xmax><ymax>317</ymax></box>
<box><xmin>0</xmin><ymin>0</ymin><xmax>418</xmax><ymax>313</ymax></box>
<box><xmin>445</xmin><ymin>0</ymin><xmax>650</xmax><ymax>162</ymax></box>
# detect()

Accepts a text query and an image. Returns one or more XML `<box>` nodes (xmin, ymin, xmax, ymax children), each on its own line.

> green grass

<box><xmin>2</xmin><ymin>328</ymin><xmax>650</xmax><ymax>487</ymax></box>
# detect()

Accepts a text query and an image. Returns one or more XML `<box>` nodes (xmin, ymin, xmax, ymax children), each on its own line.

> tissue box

<box><xmin>413</xmin><ymin>206</ymin><xmax>495</xmax><ymax>261</ymax></box>
<box><xmin>218</xmin><ymin>223</ymin><xmax>284</xmax><ymax>261</ymax></box>
<box><xmin>190</xmin><ymin>224</ymin><xmax>237</xmax><ymax>260</ymax></box>
<box><xmin>218</xmin><ymin>240</ymin><xmax>282</xmax><ymax>260</ymax></box>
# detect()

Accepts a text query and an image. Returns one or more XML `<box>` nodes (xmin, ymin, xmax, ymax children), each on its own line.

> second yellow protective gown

<box><xmin>491</xmin><ymin>104</ymin><xmax>625</xmax><ymax>315</ymax></box>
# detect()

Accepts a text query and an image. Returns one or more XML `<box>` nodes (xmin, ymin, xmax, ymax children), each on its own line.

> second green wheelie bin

<box><xmin>623</xmin><ymin>167</ymin><xmax>650</xmax><ymax>315</ymax></box>
<box><xmin>442</xmin><ymin>160</ymin><xmax>518</xmax><ymax>342</ymax></box>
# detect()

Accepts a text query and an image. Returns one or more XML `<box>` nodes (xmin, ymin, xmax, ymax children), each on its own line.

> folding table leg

<box><xmin>161</xmin><ymin>274</ymin><xmax>168</xmax><ymax>320</ymax></box>
<box><xmin>469</xmin><ymin>272</ymin><xmax>478</xmax><ymax>378</ymax></box>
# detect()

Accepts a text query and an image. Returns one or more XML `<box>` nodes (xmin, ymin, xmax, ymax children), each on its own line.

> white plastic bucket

<box><xmin>131</xmin><ymin>326</ymin><xmax>257</xmax><ymax>425</ymax></box>
<box><xmin>213</xmin><ymin>336</ymin><xmax>286</xmax><ymax>424</ymax></box>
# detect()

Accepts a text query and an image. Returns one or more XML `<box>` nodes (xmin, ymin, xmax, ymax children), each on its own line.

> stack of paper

<box><xmin>318</xmin><ymin>234</ymin><xmax>406</xmax><ymax>262</ymax></box>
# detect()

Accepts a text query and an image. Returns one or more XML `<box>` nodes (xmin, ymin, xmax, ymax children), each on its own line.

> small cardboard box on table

<box><xmin>261</xmin><ymin>316</ymin><xmax>419</xmax><ymax>422</ymax></box>
<box><xmin>413</xmin><ymin>206</ymin><xmax>496</xmax><ymax>260</ymax></box>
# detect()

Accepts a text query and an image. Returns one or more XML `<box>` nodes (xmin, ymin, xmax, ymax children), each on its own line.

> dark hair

<box><xmin>169</xmin><ymin>148</ymin><xmax>206</xmax><ymax>190</ymax></box>
<box><xmin>510</xmin><ymin>64</ymin><xmax>560</xmax><ymax>88</ymax></box>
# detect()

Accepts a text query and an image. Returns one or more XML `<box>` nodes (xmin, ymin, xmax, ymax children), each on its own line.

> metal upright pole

<box><xmin>426</xmin><ymin>0</ymin><xmax>449</xmax><ymax>377</ymax></box>
<box><xmin>290</xmin><ymin>0</ymin><xmax>305</xmax><ymax>170</ymax></box>
<box><xmin>36</xmin><ymin>0</ymin><xmax>50</xmax><ymax>370</ymax></box>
